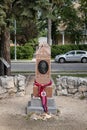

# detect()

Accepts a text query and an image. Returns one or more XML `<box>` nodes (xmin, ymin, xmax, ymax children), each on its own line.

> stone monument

<box><xmin>27</xmin><ymin>43</ymin><xmax>57</xmax><ymax>113</ymax></box>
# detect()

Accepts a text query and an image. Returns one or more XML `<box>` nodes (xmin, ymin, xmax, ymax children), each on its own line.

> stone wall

<box><xmin>55</xmin><ymin>76</ymin><xmax>87</xmax><ymax>99</ymax></box>
<box><xmin>0</xmin><ymin>75</ymin><xmax>26</xmax><ymax>99</ymax></box>
<box><xmin>1</xmin><ymin>75</ymin><xmax>87</xmax><ymax>99</ymax></box>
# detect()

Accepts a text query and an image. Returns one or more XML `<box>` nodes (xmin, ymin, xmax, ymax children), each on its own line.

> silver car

<box><xmin>55</xmin><ymin>50</ymin><xmax>87</xmax><ymax>63</ymax></box>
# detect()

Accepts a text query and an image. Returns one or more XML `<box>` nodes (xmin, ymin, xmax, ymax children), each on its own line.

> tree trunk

<box><xmin>0</xmin><ymin>27</ymin><xmax>11</xmax><ymax>76</ymax></box>
<box><xmin>47</xmin><ymin>0</ymin><xmax>52</xmax><ymax>45</ymax></box>
<box><xmin>47</xmin><ymin>18</ymin><xmax>52</xmax><ymax>45</ymax></box>
<box><xmin>0</xmin><ymin>36</ymin><xmax>4</xmax><ymax>75</ymax></box>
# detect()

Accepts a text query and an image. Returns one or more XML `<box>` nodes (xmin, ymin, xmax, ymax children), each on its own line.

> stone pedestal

<box><xmin>26</xmin><ymin>43</ymin><xmax>57</xmax><ymax>114</ymax></box>
<box><xmin>27</xmin><ymin>97</ymin><xmax>57</xmax><ymax>114</ymax></box>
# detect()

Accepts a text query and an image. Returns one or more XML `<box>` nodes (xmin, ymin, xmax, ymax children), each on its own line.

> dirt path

<box><xmin>0</xmin><ymin>76</ymin><xmax>87</xmax><ymax>130</ymax></box>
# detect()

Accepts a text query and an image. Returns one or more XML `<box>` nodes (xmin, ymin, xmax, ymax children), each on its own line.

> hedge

<box><xmin>51</xmin><ymin>44</ymin><xmax>87</xmax><ymax>58</ymax></box>
<box><xmin>11</xmin><ymin>44</ymin><xmax>87</xmax><ymax>59</ymax></box>
<box><xmin>10</xmin><ymin>45</ymin><xmax>34</xmax><ymax>59</ymax></box>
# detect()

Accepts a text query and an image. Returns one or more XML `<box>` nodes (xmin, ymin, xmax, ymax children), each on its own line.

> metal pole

<box><xmin>62</xmin><ymin>31</ymin><xmax>65</xmax><ymax>45</ymax></box>
<box><xmin>14</xmin><ymin>20</ymin><xmax>17</xmax><ymax>60</ymax></box>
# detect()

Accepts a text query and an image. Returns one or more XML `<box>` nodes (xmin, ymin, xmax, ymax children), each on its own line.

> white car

<box><xmin>55</xmin><ymin>50</ymin><xmax>87</xmax><ymax>63</ymax></box>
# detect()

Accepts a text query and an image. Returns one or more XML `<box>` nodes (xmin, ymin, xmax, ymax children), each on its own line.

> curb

<box><xmin>11</xmin><ymin>60</ymin><xmax>55</xmax><ymax>63</ymax></box>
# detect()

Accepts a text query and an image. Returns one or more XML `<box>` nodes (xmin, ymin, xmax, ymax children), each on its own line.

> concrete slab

<box><xmin>27</xmin><ymin>97</ymin><xmax>57</xmax><ymax>114</ymax></box>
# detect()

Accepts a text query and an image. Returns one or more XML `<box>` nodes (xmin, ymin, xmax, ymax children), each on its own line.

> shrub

<box><xmin>10</xmin><ymin>45</ymin><xmax>34</xmax><ymax>59</ymax></box>
<box><xmin>10</xmin><ymin>46</ymin><xmax>15</xmax><ymax>59</ymax></box>
<box><xmin>25</xmin><ymin>38</ymin><xmax>38</xmax><ymax>51</ymax></box>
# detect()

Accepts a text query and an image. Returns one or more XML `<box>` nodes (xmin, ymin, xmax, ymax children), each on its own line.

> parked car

<box><xmin>55</xmin><ymin>50</ymin><xmax>87</xmax><ymax>63</ymax></box>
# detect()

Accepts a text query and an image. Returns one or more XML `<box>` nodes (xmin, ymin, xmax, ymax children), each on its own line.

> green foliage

<box><xmin>51</xmin><ymin>44</ymin><xmax>87</xmax><ymax>58</ymax></box>
<box><xmin>10</xmin><ymin>46</ymin><xmax>14</xmax><ymax>59</ymax></box>
<box><xmin>11</xmin><ymin>21</ymin><xmax>38</xmax><ymax>45</ymax></box>
<box><xmin>79</xmin><ymin>95</ymin><xmax>85</xmax><ymax>100</ymax></box>
<box><xmin>25</xmin><ymin>38</ymin><xmax>38</xmax><ymax>51</ymax></box>
<box><xmin>10</xmin><ymin>45</ymin><xmax>34</xmax><ymax>59</ymax></box>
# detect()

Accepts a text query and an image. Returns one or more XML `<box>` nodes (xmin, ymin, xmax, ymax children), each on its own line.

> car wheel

<box><xmin>59</xmin><ymin>58</ymin><xmax>65</xmax><ymax>63</ymax></box>
<box><xmin>81</xmin><ymin>58</ymin><xmax>87</xmax><ymax>63</ymax></box>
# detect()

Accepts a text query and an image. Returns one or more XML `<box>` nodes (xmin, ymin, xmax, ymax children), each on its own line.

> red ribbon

<box><xmin>34</xmin><ymin>80</ymin><xmax>52</xmax><ymax>113</ymax></box>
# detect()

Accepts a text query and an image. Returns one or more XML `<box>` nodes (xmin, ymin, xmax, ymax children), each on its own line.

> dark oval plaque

<box><xmin>38</xmin><ymin>60</ymin><xmax>49</xmax><ymax>74</ymax></box>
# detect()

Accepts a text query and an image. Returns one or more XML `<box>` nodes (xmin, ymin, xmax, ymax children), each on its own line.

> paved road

<box><xmin>51</xmin><ymin>62</ymin><xmax>87</xmax><ymax>72</ymax></box>
<box><xmin>11</xmin><ymin>61</ymin><xmax>87</xmax><ymax>73</ymax></box>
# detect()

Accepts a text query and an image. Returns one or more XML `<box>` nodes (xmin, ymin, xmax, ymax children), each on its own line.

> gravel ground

<box><xmin>0</xmin><ymin>76</ymin><xmax>87</xmax><ymax>130</ymax></box>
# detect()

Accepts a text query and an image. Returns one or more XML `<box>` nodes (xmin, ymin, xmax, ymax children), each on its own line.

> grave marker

<box><xmin>27</xmin><ymin>43</ymin><xmax>57</xmax><ymax>113</ymax></box>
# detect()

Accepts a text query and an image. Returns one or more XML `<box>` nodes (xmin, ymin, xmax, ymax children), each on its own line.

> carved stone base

<box><xmin>27</xmin><ymin>97</ymin><xmax>57</xmax><ymax>114</ymax></box>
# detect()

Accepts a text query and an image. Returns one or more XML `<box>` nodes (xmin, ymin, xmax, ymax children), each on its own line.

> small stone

<box><xmin>68</xmin><ymin>85</ymin><xmax>74</xmax><ymax>89</ymax></box>
<box><xmin>30</xmin><ymin>113</ymin><xmax>52</xmax><ymax>120</ymax></box>
<box><xmin>30</xmin><ymin>113</ymin><xmax>38</xmax><ymax>120</ymax></box>
<box><xmin>7</xmin><ymin>87</ymin><xmax>17</xmax><ymax>94</ymax></box>
<box><xmin>79</xmin><ymin>85</ymin><xmax>87</xmax><ymax>92</ymax></box>
<box><xmin>0</xmin><ymin>86</ymin><xmax>7</xmax><ymax>95</ymax></box>
<box><xmin>57</xmin><ymin>85</ymin><xmax>62</xmax><ymax>90</ymax></box>
<box><xmin>16</xmin><ymin>91</ymin><xmax>25</xmax><ymax>97</ymax></box>
<box><xmin>44</xmin><ymin>113</ymin><xmax>52</xmax><ymax>119</ymax></box>
<box><xmin>68</xmin><ymin>88</ymin><xmax>78</xmax><ymax>94</ymax></box>
<box><xmin>55</xmin><ymin>90</ymin><xmax>62</xmax><ymax>96</ymax></box>
<box><xmin>18</xmin><ymin>86</ymin><xmax>25</xmax><ymax>91</ymax></box>
<box><xmin>17</xmin><ymin>74</ymin><xmax>26</xmax><ymax>81</ymax></box>
<box><xmin>74</xmin><ymin>92</ymin><xmax>83</xmax><ymax>99</ymax></box>
<box><xmin>14</xmin><ymin>76</ymin><xmax>18</xmax><ymax>86</ymax></box>
<box><xmin>18</xmin><ymin>80</ymin><xmax>25</xmax><ymax>87</ymax></box>
<box><xmin>0</xmin><ymin>93</ymin><xmax>9</xmax><ymax>99</ymax></box>
<box><xmin>62</xmin><ymin>89</ymin><xmax>68</xmax><ymax>96</ymax></box>
<box><xmin>84</xmin><ymin>92</ymin><xmax>87</xmax><ymax>98</ymax></box>
<box><xmin>3</xmin><ymin>77</ymin><xmax>15</xmax><ymax>89</ymax></box>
